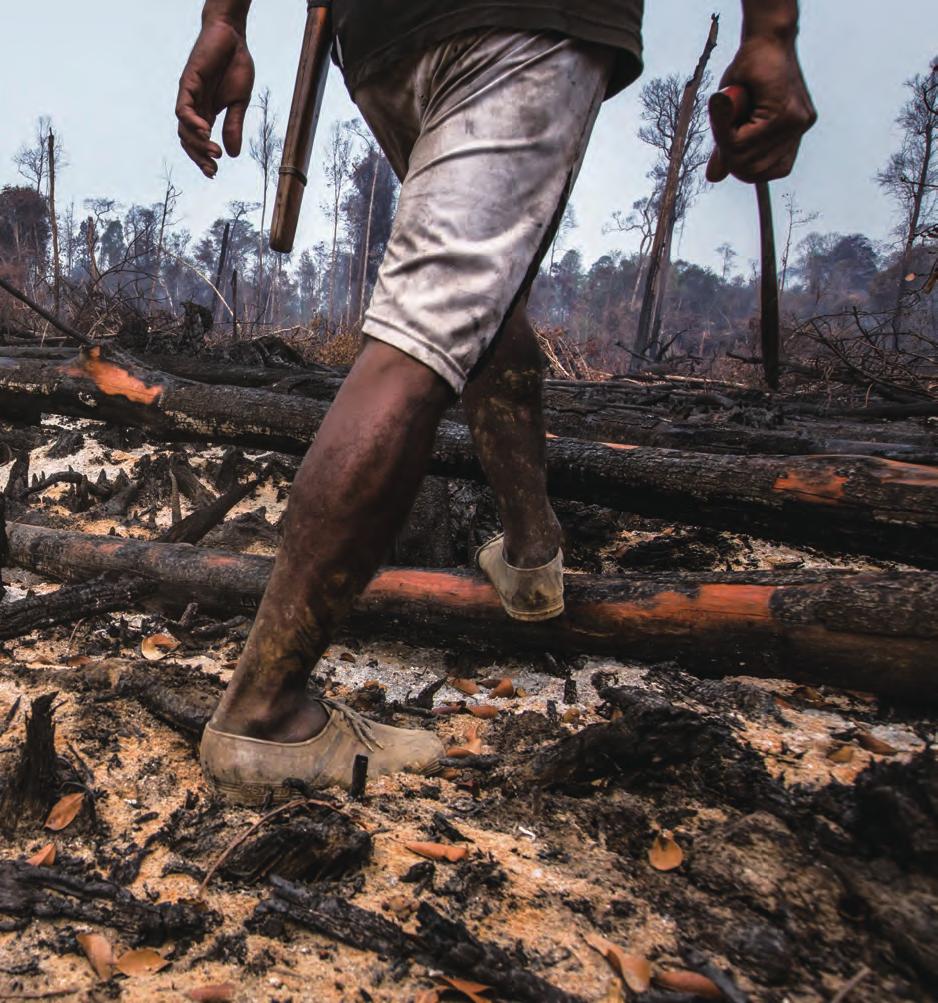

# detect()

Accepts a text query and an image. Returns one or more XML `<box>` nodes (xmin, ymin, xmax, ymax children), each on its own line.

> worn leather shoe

<box><xmin>200</xmin><ymin>699</ymin><xmax>445</xmax><ymax>806</ymax></box>
<box><xmin>476</xmin><ymin>532</ymin><xmax>564</xmax><ymax>621</ymax></box>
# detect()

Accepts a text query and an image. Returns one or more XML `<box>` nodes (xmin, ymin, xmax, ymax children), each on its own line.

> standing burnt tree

<box><xmin>632</xmin><ymin>14</ymin><xmax>718</xmax><ymax>366</ymax></box>
<box><xmin>877</xmin><ymin>58</ymin><xmax>938</xmax><ymax>342</ymax></box>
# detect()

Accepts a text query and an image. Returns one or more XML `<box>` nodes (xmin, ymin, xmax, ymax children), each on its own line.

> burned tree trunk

<box><xmin>7</xmin><ymin>524</ymin><xmax>938</xmax><ymax>701</ymax></box>
<box><xmin>1</xmin><ymin>350</ymin><xmax>937</xmax><ymax>564</ymax></box>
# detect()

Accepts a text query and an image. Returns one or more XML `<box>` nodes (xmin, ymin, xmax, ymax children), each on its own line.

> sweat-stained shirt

<box><xmin>330</xmin><ymin>0</ymin><xmax>644</xmax><ymax>98</ymax></box>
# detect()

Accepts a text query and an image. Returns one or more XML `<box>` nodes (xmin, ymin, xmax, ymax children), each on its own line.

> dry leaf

<box><xmin>66</xmin><ymin>655</ymin><xmax>93</xmax><ymax>667</ymax></box>
<box><xmin>827</xmin><ymin>743</ymin><xmax>855</xmax><ymax>764</ymax></box>
<box><xmin>432</xmin><ymin>702</ymin><xmax>464</xmax><ymax>717</ymax></box>
<box><xmin>561</xmin><ymin>708</ymin><xmax>581</xmax><ymax>724</ymax></box>
<box><xmin>857</xmin><ymin>731</ymin><xmax>898</xmax><ymax>756</ymax></box>
<box><xmin>414</xmin><ymin>992</ymin><xmax>440</xmax><ymax>1003</ymax></box>
<box><xmin>648</xmin><ymin>832</ymin><xmax>684</xmax><ymax>871</ymax></box>
<box><xmin>451</xmin><ymin>678</ymin><xmax>480</xmax><ymax>696</ymax></box>
<box><xmin>26</xmin><ymin>843</ymin><xmax>56</xmax><ymax>867</ymax></box>
<box><xmin>489</xmin><ymin>677</ymin><xmax>515</xmax><ymax>699</ymax></box>
<box><xmin>115</xmin><ymin>947</ymin><xmax>170</xmax><ymax>976</ymax></box>
<box><xmin>140</xmin><ymin>632</ymin><xmax>180</xmax><ymax>661</ymax></box>
<box><xmin>478</xmin><ymin>677</ymin><xmax>501</xmax><ymax>688</ymax></box>
<box><xmin>45</xmin><ymin>791</ymin><xmax>85</xmax><ymax>831</ymax></box>
<box><xmin>77</xmin><ymin>932</ymin><xmax>115</xmax><ymax>980</ymax></box>
<box><xmin>446</xmin><ymin>745</ymin><xmax>481</xmax><ymax>758</ymax></box>
<box><xmin>438</xmin><ymin>975</ymin><xmax>493</xmax><ymax>1003</ymax></box>
<box><xmin>584</xmin><ymin>932</ymin><xmax>652</xmax><ymax>993</ymax></box>
<box><xmin>469</xmin><ymin>705</ymin><xmax>499</xmax><ymax>719</ymax></box>
<box><xmin>185</xmin><ymin>984</ymin><xmax>236</xmax><ymax>1002</ymax></box>
<box><xmin>654</xmin><ymin>969</ymin><xmax>723</xmax><ymax>999</ymax></box>
<box><xmin>405</xmin><ymin>841</ymin><xmax>468</xmax><ymax>863</ymax></box>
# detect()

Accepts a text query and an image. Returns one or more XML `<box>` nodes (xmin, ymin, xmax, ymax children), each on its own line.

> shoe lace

<box><xmin>320</xmin><ymin>698</ymin><xmax>386</xmax><ymax>752</ymax></box>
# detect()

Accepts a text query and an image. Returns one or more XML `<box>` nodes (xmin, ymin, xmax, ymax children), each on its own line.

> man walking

<box><xmin>176</xmin><ymin>0</ymin><xmax>815</xmax><ymax>804</ymax></box>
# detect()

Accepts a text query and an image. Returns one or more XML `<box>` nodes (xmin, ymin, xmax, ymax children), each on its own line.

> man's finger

<box><xmin>222</xmin><ymin>101</ymin><xmax>249</xmax><ymax>157</ymax></box>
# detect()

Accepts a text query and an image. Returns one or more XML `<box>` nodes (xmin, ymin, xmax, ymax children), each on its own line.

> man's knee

<box><xmin>357</xmin><ymin>337</ymin><xmax>454</xmax><ymax>406</ymax></box>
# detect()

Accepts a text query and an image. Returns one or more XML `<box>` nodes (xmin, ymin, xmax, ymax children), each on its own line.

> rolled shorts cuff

<box><xmin>362</xmin><ymin>315</ymin><xmax>468</xmax><ymax>393</ymax></box>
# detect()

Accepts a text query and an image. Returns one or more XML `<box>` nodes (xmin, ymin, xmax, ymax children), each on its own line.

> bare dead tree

<box><xmin>633</xmin><ymin>14</ymin><xmax>719</xmax><ymax>365</ymax></box>
<box><xmin>607</xmin><ymin>195</ymin><xmax>658</xmax><ymax>309</ymax></box>
<box><xmin>249</xmin><ymin>87</ymin><xmax>283</xmax><ymax>324</ymax></box>
<box><xmin>47</xmin><ymin>130</ymin><xmax>61</xmax><ymax>315</ymax></box>
<box><xmin>715</xmin><ymin>241</ymin><xmax>737</xmax><ymax>282</ymax></box>
<box><xmin>322</xmin><ymin>120</ymin><xmax>355</xmax><ymax>329</ymax></box>
<box><xmin>877</xmin><ymin>58</ymin><xmax>938</xmax><ymax>341</ymax></box>
<box><xmin>778</xmin><ymin>191</ymin><xmax>820</xmax><ymax>293</ymax></box>
<box><xmin>149</xmin><ymin>166</ymin><xmax>180</xmax><ymax>310</ymax></box>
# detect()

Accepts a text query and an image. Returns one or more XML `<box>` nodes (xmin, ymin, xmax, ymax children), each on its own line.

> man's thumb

<box><xmin>222</xmin><ymin>101</ymin><xmax>248</xmax><ymax>157</ymax></box>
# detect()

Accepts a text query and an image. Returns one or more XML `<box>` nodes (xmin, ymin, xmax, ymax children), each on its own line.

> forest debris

<box><xmin>25</xmin><ymin>844</ymin><xmax>56</xmax><ymax>867</ymax></box>
<box><xmin>584</xmin><ymin>932</ymin><xmax>652</xmax><ymax>992</ymax></box>
<box><xmin>43</xmin><ymin>792</ymin><xmax>85</xmax><ymax>831</ymax></box>
<box><xmin>405</xmin><ymin>842</ymin><xmax>468</xmax><ymax>864</ymax></box>
<box><xmin>140</xmin><ymin>632</ymin><xmax>180</xmax><ymax>661</ymax></box>
<box><xmin>828</xmin><ymin>744</ymin><xmax>856</xmax><ymax>764</ymax></box>
<box><xmin>654</xmin><ymin>969</ymin><xmax>723</xmax><ymax>999</ymax></box>
<box><xmin>648</xmin><ymin>832</ymin><xmax>684</xmax><ymax>871</ymax></box>
<box><xmin>436</xmin><ymin>976</ymin><xmax>494</xmax><ymax>1002</ymax></box>
<box><xmin>451</xmin><ymin>678</ymin><xmax>480</xmax><ymax>696</ymax></box>
<box><xmin>77</xmin><ymin>932</ymin><xmax>115</xmax><ymax>980</ymax></box>
<box><xmin>115</xmin><ymin>947</ymin><xmax>170</xmax><ymax>976</ymax></box>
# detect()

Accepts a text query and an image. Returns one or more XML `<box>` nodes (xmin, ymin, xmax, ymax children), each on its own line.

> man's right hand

<box><xmin>707</xmin><ymin>1</ymin><xmax>816</xmax><ymax>184</ymax></box>
<box><xmin>176</xmin><ymin>8</ymin><xmax>255</xmax><ymax>179</ymax></box>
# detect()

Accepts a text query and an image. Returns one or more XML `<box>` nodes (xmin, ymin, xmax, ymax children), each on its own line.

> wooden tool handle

<box><xmin>708</xmin><ymin>84</ymin><xmax>750</xmax><ymax>128</ymax></box>
<box><xmin>269</xmin><ymin>2</ymin><xmax>332</xmax><ymax>254</ymax></box>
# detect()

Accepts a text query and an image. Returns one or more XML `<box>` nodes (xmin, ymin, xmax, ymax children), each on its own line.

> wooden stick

<box><xmin>269</xmin><ymin>2</ymin><xmax>333</xmax><ymax>254</ymax></box>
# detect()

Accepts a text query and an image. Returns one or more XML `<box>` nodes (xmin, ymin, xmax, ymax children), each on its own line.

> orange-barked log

<box><xmin>7</xmin><ymin>523</ymin><xmax>937</xmax><ymax>701</ymax></box>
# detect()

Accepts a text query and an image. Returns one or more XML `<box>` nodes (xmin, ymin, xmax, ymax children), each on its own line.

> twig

<box><xmin>829</xmin><ymin>965</ymin><xmax>872</xmax><ymax>1003</ymax></box>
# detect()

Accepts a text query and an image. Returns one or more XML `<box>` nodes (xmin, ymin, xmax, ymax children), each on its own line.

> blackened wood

<box><xmin>0</xmin><ymin>576</ymin><xmax>153</xmax><ymax>641</ymax></box>
<box><xmin>1</xmin><ymin>351</ymin><xmax>937</xmax><ymax>564</ymax></box>
<box><xmin>8</xmin><ymin>525</ymin><xmax>938</xmax><ymax>701</ymax></box>
<box><xmin>0</xmin><ymin>694</ymin><xmax>60</xmax><ymax>831</ymax></box>
<box><xmin>349</xmin><ymin>754</ymin><xmax>368</xmax><ymax>801</ymax></box>
<box><xmin>0</xmin><ymin>860</ymin><xmax>217</xmax><ymax>944</ymax></box>
<box><xmin>159</xmin><ymin>467</ymin><xmax>268</xmax><ymax>546</ymax></box>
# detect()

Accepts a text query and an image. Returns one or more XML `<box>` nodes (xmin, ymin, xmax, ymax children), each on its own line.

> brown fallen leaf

<box><xmin>654</xmin><ymin>969</ymin><xmax>723</xmax><ymax>999</ymax></box>
<box><xmin>438</xmin><ymin>975</ymin><xmax>493</xmax><ymax>1003</ymax></box>
<box><xmin>26</xmin><ymin>843</ymin><xmax>56</xmax><ymax>867</ymax></box>
<box><xmin>584</xmin><ymin>932</ymin><xmax>652</xmax><ymax>993</ymax></box>
<box><xmin>66</xmin><ymin>655</ymin><xmax>93</xmax><ymax>667</ymax></box>
<box><xmin>414</xmin><ymin>991</ymin><xmax>440</xmax><ymax>1003</ymax></box>
<box><xmin>828</xmin><ymin>743</ymin><xmax>855</xmax><ymax>764</ymax></box>
<box><xmin>857</xmin><ymin>731</ymin><xmax>898</xmax><ymax>756</ymax></box>
<box><xmin>446</xmin><ymin>744</ymin><xmax>482</xmax><ymax>758</ymax></box>
<box><xmin>77</xmin><ymin>932</ymin><xmax>115</xmax><ymax>980</ymax></box>
<box><xmin>432</xmin><ymin>702</ymin><xmax>465</xmax><ymax>717</ymax></box>
<box><xmin>561</xmin><ymin>707</ymin><xmax>581</xmax><ymax>724</ymax></box>
<box><xmin>405</xmin><ymin>841</ymin><xmax>468</xmax><ymax>863</ymax></box>
<box><xmin>478</xmin><ymin>677</ymin><xmax>501</xmax><ymax>689</ymax></box>
<box><xmin>185</xmin><ymin>983</ymin><xmax>236</xmax><ymax>1002</ymax></box>
<box><xmin>469</xmin><ymin>704</ymin><xmax>499</xmax><ymax>719</ymax></box>
<box><xmin>450</xmin><ymin>677</ymin><xmax>480</xmax><ymax>696</ymax></box>
<box><xmin>488</xmin><ymin>677</ymin><xmax>515</xmax><ymax>699</ymax></box>
<box><xmin>648</xmin><ymin>832</ymin><xmax>684</xmax><ymax>871</ymax></box>
<box><xmin>140</xmin><ymin>632</ymin><xmax>180</xmax><ymax>661</ymax></box>
<box><xmin>45</xmin><ymin>791</ymin><xmax>85</xmax><ymax>831</ymax></box>
<box><xmin>115</xmin><ymin>947</ymin><xmax>170</xmax><ymax>976</ymax></box>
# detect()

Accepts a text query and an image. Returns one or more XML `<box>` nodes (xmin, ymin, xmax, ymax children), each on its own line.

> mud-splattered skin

<box><xmin>214</xmin><ymin>298</ymin><xmax>561</xmax><ymax>743</ymax></box>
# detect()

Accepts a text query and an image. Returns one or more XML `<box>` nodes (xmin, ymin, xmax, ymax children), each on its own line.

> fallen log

<box><xmin>3</xmin><ymin>351</ymin><xmax>937</xmax><ymax>463</ymax></box>
<box><xmin>1</xmin><ymin>349</ymin><xmax>937</xmax><ymax>564</ymax></box>
<box><xmin>8</xmin><ymin>524</ymin><xmax>938</xmax><ymax>701</ymax></box>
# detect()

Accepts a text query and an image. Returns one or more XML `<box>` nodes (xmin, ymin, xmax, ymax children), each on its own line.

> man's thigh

<box><xmin>354</xmin><ymin>30</ymin><xmax>613</xmax><ymax>394</ymax></box>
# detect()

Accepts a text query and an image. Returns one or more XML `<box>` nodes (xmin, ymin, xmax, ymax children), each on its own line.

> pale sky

<box><xmin>1</xmin><ymin>1</ymin><xmax>933</xmax><ymax>276</ymax></box>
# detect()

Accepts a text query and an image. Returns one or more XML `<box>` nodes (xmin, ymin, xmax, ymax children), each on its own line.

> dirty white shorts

<box><xmin>354</xmin><ymin>30</ymin><xmax>613</xmax><ymax>393</ymax></box>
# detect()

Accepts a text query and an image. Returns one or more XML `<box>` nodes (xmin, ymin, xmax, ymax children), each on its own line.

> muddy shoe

<box><xmin>200</xmin><ymin>699</ymin><xmax>445</xmax><ymax>806</ymax></box>
<box><xmin>476</xmin><ymin>532</ymin><xmax>564</xmax><ymax>622</ymax></box>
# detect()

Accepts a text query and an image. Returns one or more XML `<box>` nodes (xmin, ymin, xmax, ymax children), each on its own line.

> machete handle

<box><xmin>708</xmin><ymin>84</ymin><xmax>751</xmax><ymax>128</ymax></box>
<box><xmin>270</xmin><ymin>2</ymin><xmax>332</xmax><ymax>254</ymax></box>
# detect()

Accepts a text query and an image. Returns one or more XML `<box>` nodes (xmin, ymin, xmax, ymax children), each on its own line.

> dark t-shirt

<box><xmin>330</xmin><ymin>1</ymin><xmax>644</xmax><ymax>98</ymax></box>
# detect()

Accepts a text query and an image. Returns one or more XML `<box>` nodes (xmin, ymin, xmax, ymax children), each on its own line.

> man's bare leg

<box><xmin>462</xmin><ymin>298</ymin><xmax>562</xmax><ymax>568</ymax></box>
<box><xmin>210</xmin><ymin>338</ymin><xmax>452</xmax><ymax>744</ymax></box>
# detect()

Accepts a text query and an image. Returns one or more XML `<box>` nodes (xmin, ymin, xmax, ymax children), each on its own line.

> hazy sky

<box><xmin>1</xmin><ymin>1</ymin><xmax>933</xmax><ymax>276</ymax></box>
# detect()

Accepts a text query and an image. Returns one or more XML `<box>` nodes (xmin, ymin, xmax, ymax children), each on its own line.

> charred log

<box><xmin>8</xmin><ymin>524</ymin><xmax>938</xmax><ymax>701</ymax></box>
